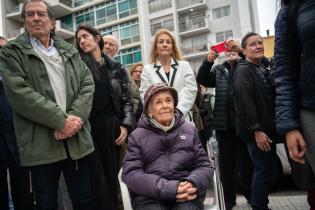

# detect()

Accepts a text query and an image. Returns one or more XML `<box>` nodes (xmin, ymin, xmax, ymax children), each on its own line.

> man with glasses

<box><xmin>0</xmin><ymin>1</ymin><xmax>95</xmax><ymax>209</ymax></box>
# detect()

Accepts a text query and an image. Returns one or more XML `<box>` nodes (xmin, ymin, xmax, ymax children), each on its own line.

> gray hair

<box><xmin>21</xmin><ymin>0</ymin><xmax>56</xmax><ymax>34</ymax></box>
<box><xmin>103</xmin><ymin>34</ymin><xmax>119</xmax><ymax>52</ymax></box>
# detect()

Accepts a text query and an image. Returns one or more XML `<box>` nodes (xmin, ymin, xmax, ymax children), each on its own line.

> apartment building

<box><xmin>1</xmin><ymin>0</ymin><xmax>259</xmax><ymax>70</ymax></box>
<box><xmin>140</xmin><ymin>0</ymin><xmax>259</xmax><ymax>72</ymax></box>
<box><xmin>2</xmin><ymin>0</ymin><xmax>142</xmax><ymax>68</ymax></box>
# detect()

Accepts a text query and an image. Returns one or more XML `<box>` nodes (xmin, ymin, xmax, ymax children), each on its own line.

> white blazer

<box><xmin>140</xmin><ymin>58</ymin><xmax>197</xmax><ymax>122</ymax></box>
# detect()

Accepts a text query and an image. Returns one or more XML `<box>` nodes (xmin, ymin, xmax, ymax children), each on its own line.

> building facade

<box><xmin>1</xmin><ymin>0</ymin><xmax>259</xmax><ymax>71</ymax></box>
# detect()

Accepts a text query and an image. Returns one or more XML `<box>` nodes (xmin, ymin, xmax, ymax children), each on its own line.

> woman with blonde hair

<box><xmin>139</xmin><ymin>29</ymin><xmax>197</xmax><ymax>123</ymax></box>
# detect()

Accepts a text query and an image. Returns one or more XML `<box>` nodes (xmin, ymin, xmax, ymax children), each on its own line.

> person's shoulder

<box><xmin>53</xmin><ymin>36</ymin><xmax>78</xmax><ymax>54</ymax></box>
<box><xmin>177</xmin><ymin>60</ymin><xmax>191</xmax><ymax>68</ymax></box>
<box><xmin>213</xmin><ymin>63</ymin><xmax>226</xmax><ymax>71</ymax></box>
<box><xmin>275</xmin><ymin>6</ymin><xmax>289</xmax><ymax>26</ymax></box>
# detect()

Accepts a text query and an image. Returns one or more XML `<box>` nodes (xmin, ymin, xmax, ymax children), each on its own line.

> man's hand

<box><xmin>115</xmin><ymin>126</ymin><xmax>128</xmax><ymax>145</ymax></box>
<box><xmin>176</xmin><ymin>181</ymin><xmax>197</xmax><ymax>202</ymax></box>
<box><xmin>286</xmin><ymin>129</ymin><xmax>307</xmax><ymax>164</ymax></box>
<box><xmin>254</xmin><ymin>131</ymin><xmax>273</xmax><ymax>152</ymax></box>
<box><xmin>207</xmin><ymin>51</ymin><xmax>218</xmax><ymax>62</ymax></box>
<box><xmin>54</xmin><ymin>115</ymin><xmax>82</xmax><ymax>140</ymax></box>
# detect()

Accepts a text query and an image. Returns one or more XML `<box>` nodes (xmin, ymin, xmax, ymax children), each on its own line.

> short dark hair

<box><xmin>21</xmin><ymin>0</ymin><xmax>55</xmax><ymax>21</ymax></box>
<box><xmin>0</xmin><ymin>36</ymin><xmax>6</xmax><ymax>41</ymax></box>
<box><xmin>241</xmin><ymin>32</ymin><xmax>260</xmax><ymax>48</ymax></box>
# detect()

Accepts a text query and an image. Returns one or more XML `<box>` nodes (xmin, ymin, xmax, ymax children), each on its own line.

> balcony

<box><xmin>55</xmin><ymin>20</ymin><xmax>75</xmax><ymax>39</ymax></box>
<box><xmin>6</xmin><ymin>20</ymin><xmax>74</xmax><ymax>40</ymax></box>
<box><xmin>179</xmin><ymin>17</ymin><xmax>209</xmax><ymax>37</ymax></box>
<box><xmin>6</xmin><ymin>4</ymin><xmax>22</xmax><ymax>21</ymax></box>
<box><xmin>177</xmin><ymin>0</ymin><xmax>207</xmax><ymax>14</ymax></box>
<box><xmin>50</xmin><ymin>0</ymin><xmax>74</xmax><ymax>17</ymax></box>
<box><xmin>182</xmin><ymin>43</ymin><xmax>208</xmax><ymax>59</ymax></box>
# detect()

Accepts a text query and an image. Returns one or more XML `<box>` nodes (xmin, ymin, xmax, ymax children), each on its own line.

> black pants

<box><xmin>0</xmin><ymin>167</ymin><xmax>34</xmax><ymax>210</ymax></box>
<box><xmin>136</xmin><ymin>198</ymin><xmax>204</xmax><ymax>210</ymax></box>
<box><xmin>30</xmin><ymin>157</ymin><xmax>91</xmax><ymax>210</ymax></box>
<box><xmin>216</xmin><ymin>129</ymin><xmax>253</xmax><ymax>210</ymax></box>
<box><xmin>89</xmin><ymin>116</ymin><xmax>121</xmax><ymax>210</ymax></box>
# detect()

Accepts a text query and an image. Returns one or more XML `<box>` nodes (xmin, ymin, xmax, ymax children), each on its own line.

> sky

<box><xmin>256</xmin><ymin>0</ymin><xmax>280</xmax><ymax>36</ymax></box>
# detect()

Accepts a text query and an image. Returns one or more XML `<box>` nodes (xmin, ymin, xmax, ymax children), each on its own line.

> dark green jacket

<box><xmin>0</xmin><ymin>32</ymin><xmax>95</xmax><ymax>166</ymax></box>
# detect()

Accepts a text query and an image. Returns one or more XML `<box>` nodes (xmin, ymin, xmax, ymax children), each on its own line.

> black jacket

<box><xmin>234</xmin><ymin>60</ymin><xmax>281</xmax><ymax>143</ymax></box>
<box><xmin>274</xmin><ymin>1</ymin><xmax>315</xmax><ymax>134</ymax></box>
<box><xmin>197</xmin><ymin>59</ymin><xmax>236</xmax><ymax>130</ymax></box>
<box><xmin>103</xmin><ymin>53</ymin><xmax>135</xmax><ymax>131</ymax></box>
<box><xmin>0</xmin><ymin>80</ymin><xmax>20</xmax><ymax>168</ymax></box>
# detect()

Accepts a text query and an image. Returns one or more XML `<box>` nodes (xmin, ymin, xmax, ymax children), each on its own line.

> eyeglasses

<box><xmin>25</xmin><ymin>11</ymin><xmax>48</xmax><ymax>18</ymax></box>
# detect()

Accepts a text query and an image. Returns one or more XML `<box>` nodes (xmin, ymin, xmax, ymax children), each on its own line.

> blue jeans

<box><xmin>30</xmin><ymin>157</ymin><xmax>91</xmax><ymax>210</ymax></box>
<box><xmin>247</xmin><ymin>143</ymin><xmax>278</xmax><ymax>210</ymax></box>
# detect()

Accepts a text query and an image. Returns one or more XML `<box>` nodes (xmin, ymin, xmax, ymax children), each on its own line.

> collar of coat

<box><xmin>7</xmin><ymin>32</ymin><xmax>77</xmax><ymax>61</ymax></box>
<box><xmin>153</xmin><ymin>57</ymin><xmax>179</xmax><ymax>87</ymax></box>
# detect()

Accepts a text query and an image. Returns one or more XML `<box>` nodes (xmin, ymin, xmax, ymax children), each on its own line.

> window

<box><xmin>116</xmin><ymin>46</ymin><xmax>142</xmax><ymax>66</ymax></box>
<box><xmin>75</xmin><ymin>8</ymin><xmax>95</xmax><ymax>27</ymax></box>
<box><xmin>215</xmin><ymin>30</ymin><xmax>233</xmax><ymax>43</ymax></box>
<box><xmin>60</xmin><ymin>14</ymin><xmax>73</xmax><ymax>31</ymax></box>
<box><xmin>95</xmin><ymin>4</ymin><xmax>117</xmax><ymax>25</ymax></box>
<box><xmin>74</xmin><ymin>1</ymin><xmax>136</xmax><ymax>29</ymax></box>
<box><xmin>74</xmin><ymin>0</ymin><xmax>84</xmax><ymax>7</ymax></box>
<box><xmin>149</xmin><ymin>0</ymin><xmax>172</xmax><ymax>13</ymax></box>
<box><xmin>150</xmin><ymin>15</ymin><xmax>174</xmax><ymax>36</ymax></box>
<box><xmin>120</xmin><ymin>20</ymin><xmax>140</xmax><ymax>45</ymax></box>
<box><xmin>179</xmin><ymin>11</ymin><xmax>206</xmax><ymax>32</ymax></box>
<box><xmin>213</xmin><ymin>5</ymin><xmax>231</xmax><ymax>19</ymax></box>
<box><xmin>182</xmin><ymin>35</ymin><xmax>208</xmax><ymax>55</ymax></box>
<box><xmin>100</xmin><ymin>20</ymin><xmax>140</xmax><ymax>46</ymax></box>
<box><xmin>118</xmin><ymin>0</ymin><xmax>138</xmax><ymax>18</ymax></box>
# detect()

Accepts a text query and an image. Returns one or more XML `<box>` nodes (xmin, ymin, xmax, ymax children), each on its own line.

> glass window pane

<box><xmin>216</xmin><ymin>32</ymin><xmax>224</xmax><ymax>42</ymax></box>
<box><xmin>96</xmin><ymin>8</ymin><xmax>105</xmax><ymax>19</ymax></box>
<box><xmin>130</xmin><ymin>0</ymin><xmax>137</xmax><ymax>9</ymax></box>
<box><xmin>85</xmin><ymin>12</ymin><xmax>94</xmax><ymax>22</ymax></box>
<box><xmin>225</xmin><ymin>30</ymin><xmax>233</xmax><ymax>39</ymax></box>
<box><xmin>75</xmin><ymin>15</ymin><xmax>84</xmax><ymax>25</ymax></box>
<box><xmin>134</xmin><ymin>51</ymin><xmax>142</xmax><ymax>62</ymax></box>
<box><xmin>119</xmin><ymin>1</ymin><xmax>129</xmax><ymax>12</ymax></box>
<box><xmin>123</xmin><ymin>54</ymin><xmax>133</xmax><ymax>64</ymax></box>
<box><xmin>107</xmin><ymin>5</ymin><xmax>117</xmax><ymax>16</ymax></box>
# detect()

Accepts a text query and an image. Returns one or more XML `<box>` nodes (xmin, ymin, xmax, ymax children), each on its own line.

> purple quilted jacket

<box><xmin>122</xmin><ymin>112</ymin><xmax>213</xmax><ymax>207</ymax></box>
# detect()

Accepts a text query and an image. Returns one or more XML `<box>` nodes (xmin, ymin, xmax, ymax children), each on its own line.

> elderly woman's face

<box><xmin>156</xmin><ymin>33</ymin><xmax>173</xmax><ymax>58</ymax></box>
<box><xmin>149</xmin><ymin>91</ymin><xmax>174</xmax><ymax>126</ymax></box>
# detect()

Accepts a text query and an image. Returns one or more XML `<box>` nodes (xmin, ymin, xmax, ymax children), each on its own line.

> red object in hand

<box><xmin>210</xmin><ymin>42</ymin><xmax>228</xmax><ymax>53</ymax></box>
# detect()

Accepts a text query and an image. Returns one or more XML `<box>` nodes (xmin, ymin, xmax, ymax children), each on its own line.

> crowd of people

<box><xmin>0</xmin><ymin>0</ymin><xmax>315</xmax><ymax>210</ymax></box>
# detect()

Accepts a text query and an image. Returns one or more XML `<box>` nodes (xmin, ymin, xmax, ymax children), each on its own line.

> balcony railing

<box><xmin>73</xmin><ymin>0</ymin><xmax>94</xmax><ymax>7</ymax></box>
<box><xmin>177</xmin><ymin>0</ymin><xmax>204</xmax><ymax>9</ymax></box>
<box><xmin>60</xmin><ymin>21</ymin><xmax>74</xmax><ymax>32</ymax></box>
<box><xmin>182</xmin><ymin>44</ymin><xmax>208</xmax><ymax>55</ymax></box>
<box><xmin>60</xmin><ymin>0</ymin><xmax>74</xmax><ymax>8</ymax></box>
<box><xmin>179</xmin><ymin>17</ymin><xmax>207</xmax><ymax>33</ymax></box>
<box><xmin>6</xmin><ymin>4</ymin><xmax>21</xmax><ymax>15</ymax></box>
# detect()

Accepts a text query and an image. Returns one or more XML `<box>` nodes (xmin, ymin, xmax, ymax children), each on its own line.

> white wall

<box><xmin>0</xmin><ymin>1</ymin><xmax>3</xmax><ymax>36</ymax></box>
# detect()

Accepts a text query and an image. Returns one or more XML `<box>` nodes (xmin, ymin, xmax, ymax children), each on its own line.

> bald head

<box><xmin>103</xmin><ymin>35</ymin><xmax>118</xmax><ymax>58</ymax></box>
<box><xmin>0</xmin><ymin>36</ymin><xmax>7</xmax><ymax>48</ymax></box>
